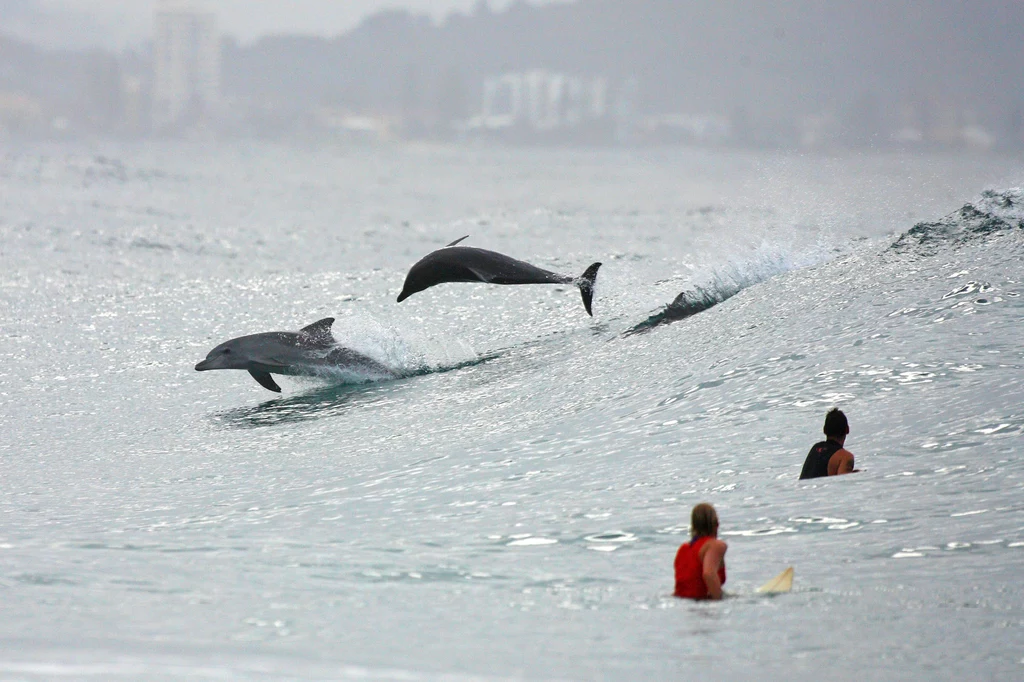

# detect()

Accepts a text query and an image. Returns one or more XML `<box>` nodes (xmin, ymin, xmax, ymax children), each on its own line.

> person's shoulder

<box><xmin>828</xmin><ymin>447</ymin><xmax>856</xmax><ymax>474</ymax></box>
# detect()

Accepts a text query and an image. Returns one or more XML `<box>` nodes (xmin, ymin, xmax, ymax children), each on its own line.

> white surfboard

<box><xmin>756</xmin><ymin>566</ymin><xmax>794</xmax><ymax>594</ymax></box>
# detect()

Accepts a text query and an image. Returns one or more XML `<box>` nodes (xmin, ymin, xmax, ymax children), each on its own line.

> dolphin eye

<box><xmin>222</xmin><ymin>349</ymin><xmax>231</xmax><ymax>354</ymax></box>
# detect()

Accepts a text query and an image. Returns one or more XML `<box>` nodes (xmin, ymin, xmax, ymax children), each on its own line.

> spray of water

<box><xmin>626</xmin><ymin>238</ymin><xmax>833</xmax><ymax>334</ymax></box>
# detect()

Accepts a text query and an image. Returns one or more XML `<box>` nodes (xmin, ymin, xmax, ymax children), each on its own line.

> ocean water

<box><xmin>1</xmin><ymin>143</ymin><xmax>1022</xmax><ymax>681</ymax></box>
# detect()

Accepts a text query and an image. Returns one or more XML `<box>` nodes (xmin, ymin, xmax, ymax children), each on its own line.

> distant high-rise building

<box><xmin>474</xmin><ymin>71</ymin><xmax>613</xmax><ymax>137</ymax></box>
<box><xmin>151</xmin><ymin>0</ymin><xmax>219</xmax><ymax>132</ymax></box>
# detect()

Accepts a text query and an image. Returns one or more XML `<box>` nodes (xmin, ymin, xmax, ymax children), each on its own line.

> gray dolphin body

<box><xmin>397</xmin><ymin>236</ymin><xmax>602</xmax><ymax>316</ymax></box>
<box><xmin>195</xmin><ymin>317</ymin><xmax>399</xmax><ymax>392</ymax></box>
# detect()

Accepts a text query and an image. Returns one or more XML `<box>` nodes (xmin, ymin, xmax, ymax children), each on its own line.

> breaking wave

<box><xmin>626</xmin><ymin>241</ymin><xmax>830</xmax><ymax>334</ymax></box>
<box><xmin>628</xmin><ymin>188</ymin><xmax>1024</xmax><ymax>335</ymax></box>
<box><xmin>888</xmin><ymin>188</ymin><xmax>1024</xmax><ymax>254</ymax></box>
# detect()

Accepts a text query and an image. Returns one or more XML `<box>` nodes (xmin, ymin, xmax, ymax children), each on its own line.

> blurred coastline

<box><xmin>1</xmin><ymin>0</ymin><xmax>1022</xmax><ymax>155</ymax></box>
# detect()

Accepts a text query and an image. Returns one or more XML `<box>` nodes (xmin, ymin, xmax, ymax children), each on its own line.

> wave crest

<box><xmin>625</xmin><ymin>243</ymin><xmax>827</xmax><ymax>335</ymax></box>
<box><xmin>889</xmin><ymin>188</ymin><xmax>1024</xmax><ymax>254</ymax></box>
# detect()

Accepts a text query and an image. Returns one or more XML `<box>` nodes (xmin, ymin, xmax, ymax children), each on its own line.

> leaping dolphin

<box><xmin>195</xmin><ymin>317</ymin><xmax>399</xmax><ymax>392</ymax></box>
<box><xmin>397</xmin><ymin>236</ymin><xmax>602</xmax><ymax>316</ymax></box>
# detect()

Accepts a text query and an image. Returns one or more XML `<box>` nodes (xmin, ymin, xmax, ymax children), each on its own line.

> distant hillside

<box><xmin>223</xmin><ymin>0</ymin><xmax>1024</xmax><ymax>135</ymax></box>
<box><xmin>3</xmin><ymin>0</ymin><xmax>1022</xmax><ymax>145</ymax></box>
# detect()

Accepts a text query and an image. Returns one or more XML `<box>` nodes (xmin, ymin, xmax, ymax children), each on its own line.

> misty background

<box><xmin>1</xmin><ymin>0</ymin><xmax>1022</xmax><ymax>150</ymax></box>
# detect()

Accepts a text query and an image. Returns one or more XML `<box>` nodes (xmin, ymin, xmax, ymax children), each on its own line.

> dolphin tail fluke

<box><xmin>576</xmin><ymin>262</ymin><xmax>602</xmax><ymax>316</ymax></box>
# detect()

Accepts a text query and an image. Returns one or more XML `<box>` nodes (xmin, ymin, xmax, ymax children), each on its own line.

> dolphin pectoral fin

<box><xmin>446</xmin><ymin>235</ymin><xmax>470</xmax><ymax>247</ymax></box>
<box><xmin>576</xmin><ymin>262</ymin><xmax>602</xmax><ymax>316</ymax></box>
<box><xmin>464</xmin><ymin>264</ymin><xmax>497</xmax><ymax>283</ymax></box>
<box><xmin>248</xmin><ymin>370</ymin><xmax>282</xmax><ymax>393</ymax></box>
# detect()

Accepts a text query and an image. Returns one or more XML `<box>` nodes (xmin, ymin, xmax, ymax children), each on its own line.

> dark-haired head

<box><xmin>823</xmin><ymin>408</ymin><xmax>849</xmax><ymax>439</ymax></box>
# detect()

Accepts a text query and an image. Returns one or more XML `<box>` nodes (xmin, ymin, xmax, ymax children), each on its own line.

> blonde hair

<box><xmin>691</xmin><ymin>502</ymin><xmax>719</xmax><ymax>538</ymax></box>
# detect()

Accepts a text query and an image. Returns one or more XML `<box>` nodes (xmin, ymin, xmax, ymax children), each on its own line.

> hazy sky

<box><xmin>11</xmin><ymin>1</ymin><xmax>566</xmax><ymax>49</ymax></box>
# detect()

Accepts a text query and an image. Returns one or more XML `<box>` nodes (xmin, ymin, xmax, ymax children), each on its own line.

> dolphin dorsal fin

<box><xmin>301</xmin><ymin>317</ymin><xmax>335</xmax><ymax>334</ymax></box>
<box><xmin>446</xmin><ymin>235</ymin><xmax>470</xmax><ymax>247</ymax></box>
<box><xmin>300</xmin><ymin>317</ymin><xmax>335</xmax><ymax>344</ymax></box>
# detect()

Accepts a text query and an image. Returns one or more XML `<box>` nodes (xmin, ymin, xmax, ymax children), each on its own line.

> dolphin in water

<box><xmin>397</xmin><ymin>236</ymin><xmax>602</xmax><ymax>316</ymax></box>
<box><xmin>625</xmin><ymin>286</ymin><xmax>733</xmax><ymax>335</ymax></box>
<box><xmin>195</xmin><ymin>317</ymin><xmax>399</xmax><ymax>392</ymax></box>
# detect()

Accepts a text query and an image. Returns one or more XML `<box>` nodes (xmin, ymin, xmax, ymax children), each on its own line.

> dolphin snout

<box><xmin>195</xmin><ymin>358</ymin><xmax>214</xmax><ymax>371</ymax></box>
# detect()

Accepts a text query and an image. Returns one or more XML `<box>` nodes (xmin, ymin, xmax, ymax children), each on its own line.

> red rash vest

<box><xmin>673</xmin><ymin>536</ymin><xmax>726</xmax><ymax>599</ymax></box>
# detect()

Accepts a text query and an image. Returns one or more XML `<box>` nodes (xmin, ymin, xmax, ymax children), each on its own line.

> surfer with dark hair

<box><xmin>799</xmin><ymin>408</ymin><xmax>858</xmax><ymax>479</ymax></box>
<box><xmin>673</xmin><ymin>502</ymin><xmax>728</xmax><ymax>600</ymax></box>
